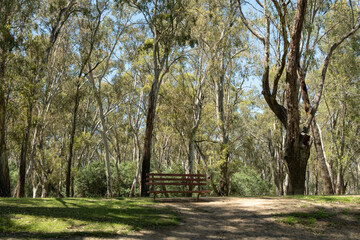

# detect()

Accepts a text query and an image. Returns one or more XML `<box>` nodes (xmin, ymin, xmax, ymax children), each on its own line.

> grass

<box><xmin>285</xmin><ymin>195</ymin><xmax>360</xmax><ymax>204</ymax></box>
<box><xmin>0</xmin><ymin>197</ymin><xmax>179</xmax><ymax>239</ymax></box>
<box><xmin>275</xmin><ymin>208</ymin><xmax>332</xmax><ymax>226</ymax></box>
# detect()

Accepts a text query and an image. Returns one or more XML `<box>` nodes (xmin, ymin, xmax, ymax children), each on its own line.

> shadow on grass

<box><xmin>0</xmin><ymin>199</ymin><xmax>178</xmax><ymax>239</ymax></box>
<box><xmin>0</xmin><ymin>230</ymin><xmax>120</xmax><ymax>239</ymax></box>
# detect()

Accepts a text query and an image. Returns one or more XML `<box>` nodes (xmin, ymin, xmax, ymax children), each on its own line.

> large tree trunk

<box><xmin>14</xmin><ymin>102</ymin><xmax>33</xmax><ymax>197</ymax></box>
<box><xmin>284</xmin><ymin>0</ymin><xmax>308</xmax><ymax>195</ymax></box>
<box><xmin>312</xmin><ymin>119</ymin><xmax>334</xmax><ymax>194</ymax></box>
<box><xmin>140</xmin><ymin>87</ymin><xmax>157</xmax><ymax>197</ymax></box>
<box><xmin>66</xmin><ymin>83</ymin><xmax>80</xmax><ymax>197</ymax></box>
<box><xmin>0</xmin><ymin>58</ymin><xmax>10</xmax><ymax>197</ymax></box>
<box><xmin>140</xmin><ymin>30</ymin><xmax>164</xmax><ymax>197</ymax></box>
<box><xmin>187</xmin><ymin>137</ymin><xmax>195</xmax><ymax>175</ymax></box>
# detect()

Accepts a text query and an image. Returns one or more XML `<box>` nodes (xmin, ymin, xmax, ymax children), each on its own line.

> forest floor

<box><xmin>119</xmin><ymin>196</ymin><xmax>360</xmax><ymax>240</ymax></box>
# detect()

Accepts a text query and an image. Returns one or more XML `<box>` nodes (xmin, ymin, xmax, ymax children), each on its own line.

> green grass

<box><xmin>0</xmin><ymin>197</ymin><xmax>179</xmax><ymax>239</ymax></box>
<box><xmin>285</xmin><ymin>195</ymin><xmax>360</xmax><ymax>204</ymax></box>
<box><xmin>275</xmin><ymin>208</ymin><xmax>332</xmax><ymax>226</ymax></box>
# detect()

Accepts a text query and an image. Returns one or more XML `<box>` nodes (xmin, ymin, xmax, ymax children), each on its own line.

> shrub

<box><xmin>231</xmin><ymin>167</ymin><xmax>269</xmax><ymax>196</ymax></box>
<box><xmin>112</xmin><ymin>161</ymin><xmax>136</xmax><ymax>197</ymax></box>
<box><xmin>74</xmin><ymin>161</ymin><xmax>107</xmax><ymax>197</ymax></box>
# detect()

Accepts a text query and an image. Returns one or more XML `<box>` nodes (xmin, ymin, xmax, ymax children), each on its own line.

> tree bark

<box><xmin>140</xmin><ymin>26</ymin><xmax>165</xmax><ymax>197</ymax></box>
<box><xmin>66</xmin><ymin>83</ymin><xmax>80</xmax><ymax>197</ymax></box>
<box><xmin>0</xmin><ymin>58</ymin><xmax>10</xmax><ymax>197</ymax></box>
<box><xmin>140</xmin><ymin>87</ymin><xmax>157</xmax><ymax>197</ymax></box>
<box><xmin>215</xmin><ymin>71</ymin><xmax>229</xmax><ymax>196</ymax></box>
<box><xmin>14</xmin><ymin>101</ymin><xmax>33</xmax><ymax>197</ymax></box>
<box><xmin>284</xmin><ymin>0</ymin><xmax>308</xmax><ymax>195</ymax></box>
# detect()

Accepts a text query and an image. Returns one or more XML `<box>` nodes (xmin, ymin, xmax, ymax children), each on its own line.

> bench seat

<box><xmin>146</xmin><ymin>173</ymin><xmax>211</xmax><ymax>200</ymax></box>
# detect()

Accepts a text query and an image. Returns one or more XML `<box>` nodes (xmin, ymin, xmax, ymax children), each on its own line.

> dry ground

<box><xmin>119</xmin><ymin>197</ymin><xmax>360</xmax><ymax>240</ymax></box>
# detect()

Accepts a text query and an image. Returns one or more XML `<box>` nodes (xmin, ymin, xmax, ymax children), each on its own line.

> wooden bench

<box><xmin>146</xmin><ymin>173</ymin><xmax>211</xmax><ymax>200</ymax></box>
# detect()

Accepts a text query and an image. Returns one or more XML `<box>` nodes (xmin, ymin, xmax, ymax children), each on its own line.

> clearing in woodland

<box><xmin>125</xmin><ymin>196</ymin><xmax>360</xmax><ymax>240</ymax></box>
<box><xmin>1</xmin><ymin>196</ymin><xmax>359</xmax><ymax>239</ymax></box>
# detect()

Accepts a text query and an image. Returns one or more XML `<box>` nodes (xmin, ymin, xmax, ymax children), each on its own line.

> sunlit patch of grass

<box><xmin>0</xmin><ymin>197</ymin><xmax>179</xmax><ymax>238</ymax></box>
<box><xmin>286</xmin><ymin>195</ymin><xmax>360</xmax><ymax>204</ymax></box>
<box><xmin>275</xmin><ymin>208</ymin><xmax>332</xmax><ymax>227</ymax></box>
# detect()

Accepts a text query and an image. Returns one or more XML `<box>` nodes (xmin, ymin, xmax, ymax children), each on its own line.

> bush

<box><xmin>112</xmin><ymin>161</ymin><xmax>136</xmax><ymax>197</ymax></box>
<box><xmin>231</xmin><ymin>167</ymin><xmax>269</xmax><ymax>196</ymax></box>
<box><xmin>74</xmin><ymin>161</ymin><xmax>107</xmax><ymax>197</ymax></box>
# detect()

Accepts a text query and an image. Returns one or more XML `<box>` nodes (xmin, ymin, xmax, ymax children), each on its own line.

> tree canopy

<box><xmin>0</xmin><ymin>0</ymin><xmax>359</xmax><ymax>198</ymax></box>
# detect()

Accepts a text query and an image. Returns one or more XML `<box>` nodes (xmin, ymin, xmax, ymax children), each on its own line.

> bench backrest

<box><xmin>146</xmin><ymin>173</ymin><xmax>207</xmax><ymax>186</ymax></box>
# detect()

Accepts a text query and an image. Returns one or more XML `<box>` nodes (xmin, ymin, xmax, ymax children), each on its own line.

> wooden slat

<box><xmin>148</xmin><ymin>190</ymin><xmax>211</xmax><ymax>194</ymax></box>
<box><xmin>146</xmin><ymin>173</ymin><xmax>206</xmax><ymax>177</ymax></box>
<box><xmin>146</xmin><ymin>182</ymin><xmax>206</xmax><ymax>186</ymax></box>
<box><xmin>146</xmin><ymin>177</ymin><xmax>206</xmax><ymax>181</ymax></box>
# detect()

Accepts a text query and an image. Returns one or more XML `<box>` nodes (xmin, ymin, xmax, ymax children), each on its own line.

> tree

<box><xmin>237</xmin><ymin>0</ymin><xmax>360</xmax><ymax>194</ymax></box>
<box><xmin>130</xmin><ymin>0</ymin><xmax>192</xmax><ymax>197</ymax></box>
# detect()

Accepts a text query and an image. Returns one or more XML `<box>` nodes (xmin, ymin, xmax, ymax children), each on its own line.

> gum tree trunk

<box><xmin>66</xmin><ymin>83</ymin><xmax>80</xmax><ymax>197</ymax></box>
<box><xmin>14</xmin><ymin>102</ymin><xmax>33</xmax><ymax>197</ymax></box>
<box><xmin>215</xmin><ymin>71</ymin><xmax>229</xmax><ymax>196</ymax></box>
<box><xmin>0</xmin><ymin>58</ymin><xmax>10</xmax><ymax>197</ymax></box>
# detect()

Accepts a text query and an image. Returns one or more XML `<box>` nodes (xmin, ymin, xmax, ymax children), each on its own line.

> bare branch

<box><xmin>236</xmin><ymin>0</ymin><xmax>265</xmax><ymax>43</ymax></box>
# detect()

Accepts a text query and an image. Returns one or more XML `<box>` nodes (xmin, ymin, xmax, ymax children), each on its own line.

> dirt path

<box><xmin>121</xmin><ymin>197</ymin><xmax>360</xmax><ymax>240</ymax></box>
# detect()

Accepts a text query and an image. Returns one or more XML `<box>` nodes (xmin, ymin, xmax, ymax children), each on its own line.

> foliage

<box><xmin>231</xmin><ymin>167</ymin><xmax>270</xmax><ymax>196</ymax></box>
<box><xmin>114</xmin><ymin>161</ymin><xmax>137</xmax><ymax>197</ymax></box>
<box><xmin>74</xmin><ymin>161</ymin><xmax>107</xmax><ymax>197</ymax></box>
<box><xmin>0</xmin><ymin>0</ymin><xmax>359</xmax><ymax>200</ymax></box>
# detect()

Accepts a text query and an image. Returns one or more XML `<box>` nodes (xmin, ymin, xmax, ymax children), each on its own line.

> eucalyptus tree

<box><xmin>0</xmin><ymin>0</ymin><xmax>44</xmax><ymax>197</ymax></box>
<box><xmin>191</xmin><ymin>0</ymin><xmax>246</xmax><ymax>195</ymax></box>
<box><xmin>0</xmin><ymin>0</ymin><xmax>25</xmax><ymax>197</ymax></box>
<box><xmin>320</xmin><ymin>28</ymin><xmax>360</xmax><ymax>194</ymax></box>
<box><xmin>128</xmin><ymin>0</ymin><xmax>194</xmax><ymax>197</ymax></box>
<box><xmin>13</xmin><ymin>0</ymin><xmax>77</xmax><ymax>198</ymax></box>
<box><xmin>237</xmin><ymin>0</ymin><xmax>360</xmax><ymax>194</ymax></box>
<box><xmin>76</xmin><ymin>0</ymin><xmax>131</xmax><ymax>197</ymax></box>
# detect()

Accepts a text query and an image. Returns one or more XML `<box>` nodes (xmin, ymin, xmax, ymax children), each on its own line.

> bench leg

<box><xmin>197</xmin><ymin>193</ymin><xmax>201</xmax><ymax>201</ymax></box>
<box><xmin>153</xmin><ymin>193</ymin><xmax>157</xmax><ymax>201</ymax></box>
